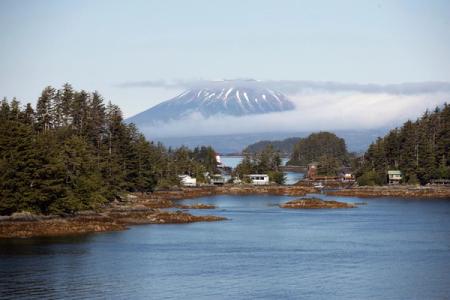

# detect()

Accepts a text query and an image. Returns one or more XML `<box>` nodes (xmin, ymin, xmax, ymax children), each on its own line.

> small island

<box><xmin>279</xmin><ymin>198</ymin><xmax>356</xmax><ymax>209</ymax></box>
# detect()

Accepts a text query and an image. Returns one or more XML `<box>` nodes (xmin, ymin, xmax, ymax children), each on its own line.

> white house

<box><xmin>247</xmin><ymin>174</ymin><xmax>270</xmax><ymax>185</ymax></box>
<box><xmin>387</xmin><ymin>170</ymin><xmax>402</xmax><ymax>185</ymax></box>
<box><xmin>210</xmin><ymin>174</ymin><xmax>226</xmax><ymax>185</ymax></box>
<box><xmin>341</xmin><ymin>173</ymin><xmax>354</xmax><ymax>182</ymax></box>
<box><xmin>179</xmin><ymin>175</ymin><xmax>197</xmax><ymax>187</ymax></box>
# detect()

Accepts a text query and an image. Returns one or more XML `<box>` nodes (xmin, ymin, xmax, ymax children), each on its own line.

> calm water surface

<box><xmin>1</xmin><ymin>194</ymin><xmax>450</xmax><ymax>299</ymax></box>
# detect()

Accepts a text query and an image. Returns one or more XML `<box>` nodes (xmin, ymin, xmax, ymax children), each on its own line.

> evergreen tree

<box><xmin>35</xmin><ymin>86</ymin><xmax>55</xmax><ymax>132</ymax></box>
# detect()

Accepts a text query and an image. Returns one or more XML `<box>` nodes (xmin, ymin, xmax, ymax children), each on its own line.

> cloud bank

<box><xmin>117</xmin><ymin>79</ymin><xmax>450</xmax><ymax>95</ymax></box>
<box><xmin>139</xmin><ymin>90</ymin><xmax>449</xmax><ymax>138</ymax></box>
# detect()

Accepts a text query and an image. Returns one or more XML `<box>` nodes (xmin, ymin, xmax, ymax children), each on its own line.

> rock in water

<box><xmin>280</xmin><ymin>198</ymin><xmax>356</xmax><ymax>209</ymax></box>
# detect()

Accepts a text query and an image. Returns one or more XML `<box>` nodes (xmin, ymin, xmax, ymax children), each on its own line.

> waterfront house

<box><xmin>247</xmin><ymin>174</ymin><xmax>270</xmax><ymax>185</ymax></box>
<box><xmin>179</xmin><ymin>175</ymin><xmax>197</xmax><ymax>187</ymax></box>
<box><xmin>307</xmin><ymin>163</ymin><xmax>318</xmax><ymax>180</ymax></box>
<box><xmin>341</xmin><ymin>173</ymin><xmax>355</xmax><ymax>182</ymax></box>
<box><xmin>210</xmin><ymin>174</ymin><xmax>227</xmax><ymax>185</ymax></box>
<box><xmin>387</xmin><ymin>170</ymin><xmax>402</xmax><ymax>185</ymax></box>
<box><xmin>340</xmin><ymin>167</ymin><xmax>355</xmax><ymax>182</ymax></box>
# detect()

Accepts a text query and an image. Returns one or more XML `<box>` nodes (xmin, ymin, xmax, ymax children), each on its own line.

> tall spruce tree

<box><xmin>36</xmin><ymin>86</ymin><xmax>55</xmax><ymax>132</ymax></box>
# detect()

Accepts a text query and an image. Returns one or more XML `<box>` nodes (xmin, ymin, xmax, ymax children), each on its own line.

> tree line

<box><xmin>288</xmin><ymin>132</ymin><xmax>351</xmax><ymax>176</ymax></box>
<box><xmin>243</xmin><ymin>137</ymin><xmax>301</xmax><ymax>157</ymax></box>
<box><xmin>234</xmin><ymin>144</ymin><xmax>285</xmax><ymax>184</ymax></box>
<box><xmin>0</xmin><ymin>84</ymin><xmax>218</xmax><ymax>215</ymax></box>
<box><xmin>355</xmin><ymin>104</ymin><xmax>450</xmax><ymax>185</ymax></box>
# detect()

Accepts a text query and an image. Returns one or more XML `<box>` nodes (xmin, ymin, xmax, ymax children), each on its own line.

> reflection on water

<box><xmin>1</xmin><ymin>194</ymin><xmax>450</xmax><ymax>299</ymax></box>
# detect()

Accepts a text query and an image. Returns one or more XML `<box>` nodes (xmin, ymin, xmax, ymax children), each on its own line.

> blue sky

<box><xmin>1</xmin><ymin>0</ymin><xmax>450</xmax><ymax>117</ymax></box>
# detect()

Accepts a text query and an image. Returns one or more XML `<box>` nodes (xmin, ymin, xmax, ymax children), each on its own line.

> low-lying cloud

<box><xmin>140</xmin><ymin>90</ymin><xmax>449</xmax><ymax>138</ymax></box>
<box><xmin>117</xmin><ymin>79</ymin><xmax>450</xmax><ymax>95</ymax></box>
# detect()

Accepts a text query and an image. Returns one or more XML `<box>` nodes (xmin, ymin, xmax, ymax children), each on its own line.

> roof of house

<box><xmin>388</xmin><ymin>170</ymin><xmax>402</xmax><ymax>175</ymax></box>
<box><xmin>178</xmin><ymin>175</ymin><xmax>191</xmax><ymax>178</ymax></box>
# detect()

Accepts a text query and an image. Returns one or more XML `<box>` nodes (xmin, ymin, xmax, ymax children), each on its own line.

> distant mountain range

<box><xmin>126</xmin><ymin>80</ymin><xmax>295</xmax><ymax>125</ymax></box>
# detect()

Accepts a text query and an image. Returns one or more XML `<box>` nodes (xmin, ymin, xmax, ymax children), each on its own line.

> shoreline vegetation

<box><xmin>0</xmin><ymin>85</ymin><xmax>224</xmax><ymax>217</ymax></box>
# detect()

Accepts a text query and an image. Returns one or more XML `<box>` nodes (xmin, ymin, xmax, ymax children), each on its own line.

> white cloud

<box><xmin>117</xmin><ymin>79</ymin><xmax>450</xmax><ymax>95</ymax></box>
<box><xmin>140</xmin><ymin>91</ymin><xmax>448</xmax><ymax>138</ymax></box>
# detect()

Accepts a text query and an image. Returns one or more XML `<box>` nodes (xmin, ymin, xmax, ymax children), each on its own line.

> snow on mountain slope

<box><xmin>127</xmin><ymin>80</ymin><xmax>295</xmax><ymax>125</ymax></box>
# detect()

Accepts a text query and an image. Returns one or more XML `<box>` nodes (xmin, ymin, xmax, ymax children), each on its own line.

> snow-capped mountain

<box><xmin>127</xmin><ymin>80</ymin><xmax>295</xmax><ymax>125</ymax></box>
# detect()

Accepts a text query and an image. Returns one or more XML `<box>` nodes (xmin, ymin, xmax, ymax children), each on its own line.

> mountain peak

<box><xmin>127</xmin><ymin>82</ymin><xmax>295</xmax><ymax>126</ymax></box>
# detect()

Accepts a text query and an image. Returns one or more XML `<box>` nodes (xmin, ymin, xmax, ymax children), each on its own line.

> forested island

<box><xmin>243</xmin><ymin>137</ymin><xmax>301</xmax><ymax>157</ymax></box>
<box><xmin>0</xmin><ymin>84</ymin><xmax>219</xmax><ymax>216</ymax></box>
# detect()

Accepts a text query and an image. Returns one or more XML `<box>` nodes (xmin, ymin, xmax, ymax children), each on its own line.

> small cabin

<box><xmin>387</xmin><ymin>170</ymin><xmax>402</xmax><ymax>185</ymax></box>
<box><xmin>210</xmin><ymin>174</ymin><xmax>226</xmax><ymax>185</ymax></box>
<box><xmin>307</xmin><ymin>162</ymin><xmax>318</xmax><ymax>180</ymax></box>
<box><xmin>341</xmin><ymin>173</ymin><xmax>354</xmax><ymax>182</ymax></box>
<box><xmin>179</xmin><ymin>175</ymin><xmax>197</xmax><ymax>187</ymax></box>
<box><xmin>247</xmin><ymin>174</ymin><xmax>269</xmax><ymax>185</ymax></box>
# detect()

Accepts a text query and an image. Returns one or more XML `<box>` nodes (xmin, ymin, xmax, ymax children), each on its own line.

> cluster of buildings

<box><xmin>306</xmin><ymin>163</ymin><xmax>405</xmax><ymax>185</ymax></box>
<box><xmin>179</xmin><ymin>173</ymin><xmax>270</xmax><ymax>187</ymax></box>
<box><xmin>305</xmin><ymin>163</ymin><xmax>355</xmax><ymax>183</ymax></box>
<box><xmin>179</xmin><ymin>155</ymin><xmax>412</xmax><ymax>188</ymax></box>
<box><xmin>179</xmin><ymin>155</ymin><xmax>270</xmax><ymax>187</ymax></box>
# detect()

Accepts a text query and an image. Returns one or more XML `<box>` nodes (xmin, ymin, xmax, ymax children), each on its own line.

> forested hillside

<box><xmin>356</xmin><ymin>104</ymin><xmax>450</xmax><ymax>185</ymax></box>
<box><xmin>288</xmin><ymin>132</ymin><xmax>350</xmax><ymax>166</ymax></box>
<box><xmin>234</xmin><ymin>145</ymin><xmax>285</xmax><ymax>184</ymax></box>
<box><xmin>0</xmin><ymin>84</ymin><xmax>217</xmax><ymax>215</ymax></box>
<box><xmin>243</xmin><ymin>137</ymin><xmax>301</xmax><ymax>156</ymax></box>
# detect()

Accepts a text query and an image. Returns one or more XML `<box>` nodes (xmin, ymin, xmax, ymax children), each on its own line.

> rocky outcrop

<box><xmin>176</xmin><ymin>203</ymin><xmax>216</xmax><ymax>209</ymax></box>
<box><xmin>280</xmin><ymin>198</ymin><xmax>356</xmax><ymax>209</ymax></box>
<box><xmin>152</xmin><ymin>185</ymin><xmax>317</xmax><ymax>200</ymax></box>
<box><xmin>0</xmin><ymin>201</ymin><xmax>226</xmax><ymax>239</ymax></box>
<box><xmin>0</xmin><ymin>215</ymin><xmax>126</xmax><ymax>239</ymax></box>
<box><xmin>327</xmin><ymin>186</ymin><xmax>450</xmax><ymax>198</ymax></box>
<box><xmin>142</xmin><ymin>211</ymin><xmax>225</xmax><ymax>223</ymax></box>
<box><xmin>141</xmin><ymin>198</ymin><xmax>176</xmax><ymax>208</ymax></box>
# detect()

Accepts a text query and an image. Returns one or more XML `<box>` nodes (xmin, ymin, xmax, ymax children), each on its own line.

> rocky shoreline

<box><xmin>150</xmin><ymin>185</ymin><xmax>318</xmax><ymax>200</ymax></box>
<box><xmin>327</xmin><ymin>185</ymin><xmax>450</xmax><ymax>199</ymax></box>
<box><xmin>4</xmin><ymin>184</ymin><xmax>447</xmax><ymax>239</ymax></box>
<box><xmin>0</xmin><ymin>185</ymin><xmax>316</xmax><ymax>239</ymax></box>
<box><xmin>0</xmin><ymin>200</ymin><xmax>226</xmax><ymax>239</ymax></box>
<box><xmin>280</xmin><ymin>198</ymin><xmax>356</xmax><ymax>209</ymax></box>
